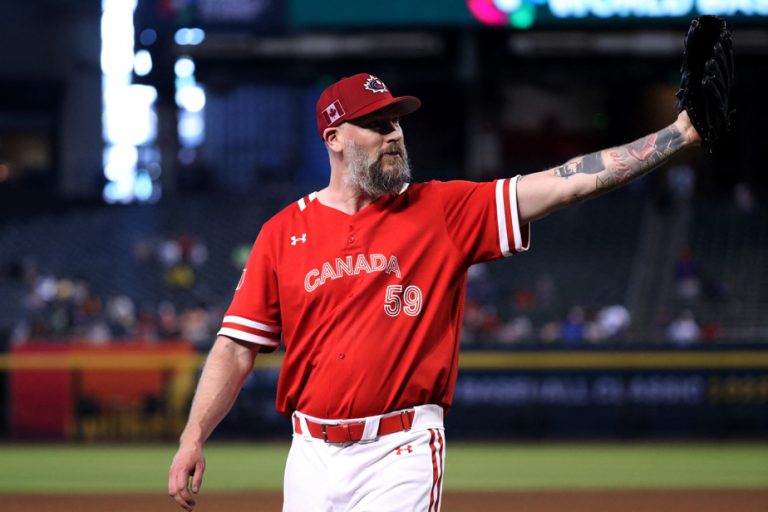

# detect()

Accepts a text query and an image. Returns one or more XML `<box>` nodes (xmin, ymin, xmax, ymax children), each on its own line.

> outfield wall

<box><xmin>450</xmin><ymin>348</ymin><xmax>768</xmax><ymax>439</ymax></box>
<box><xmin>2</xmin><ymin>343</ymin><xmax>767</xmax><ymax>440</ymax></box>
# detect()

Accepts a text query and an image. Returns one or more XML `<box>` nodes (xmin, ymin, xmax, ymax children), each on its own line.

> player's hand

<box><xmin>168</xmin><ymin>443</ymin><xmax>206</xmax><ymax>511</ymax></box>
<box><xmin>675</xmin><ymin>110</ymin><xmax>702</xmax><ymax>147</ymax></box>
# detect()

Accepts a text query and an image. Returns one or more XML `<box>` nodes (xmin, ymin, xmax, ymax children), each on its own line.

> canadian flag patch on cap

<box><xmin>322</xmin><ymin>100</ymin><xmax>345</xmax><ymax>125</ymax></box>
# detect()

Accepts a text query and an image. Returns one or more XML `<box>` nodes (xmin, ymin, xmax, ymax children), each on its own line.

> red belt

<box><xmin>294</xmin><ymin>409</ymin><xmax>415</xmax><ymax>443</ymax></box>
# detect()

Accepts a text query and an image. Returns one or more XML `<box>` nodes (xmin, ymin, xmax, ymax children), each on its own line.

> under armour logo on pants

<box><xmin>395</xmin><ymin>445</ymin><xmax>413</xmax><ymax>455</ymax></box>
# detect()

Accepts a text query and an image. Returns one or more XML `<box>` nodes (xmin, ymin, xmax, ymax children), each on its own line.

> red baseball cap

<box><xmin>316</xmin><ymin>73</ymin><xmax>421</xmax><ymax>139</ymax></box>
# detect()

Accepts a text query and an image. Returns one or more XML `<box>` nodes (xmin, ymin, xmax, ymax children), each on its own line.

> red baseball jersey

<box><xmin>218</xmin><ymin>177</ymin><xmax>530</xmax><ymax>419</ymax></box>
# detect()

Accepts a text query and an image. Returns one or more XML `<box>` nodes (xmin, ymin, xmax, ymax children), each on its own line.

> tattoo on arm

<box><xmin>552</xmin><ymin>152</ymin><xmax>605</xmax><ymax>179</ymax></box>
<box><xmin>553</xmin><ymin>124</ymin><xmax>686</xmax><ymax>198</ymax></box>
<box><xmin>596</xmin><ymin>125</ymin><xmax>685</xmax><ymax>192</ymax></box>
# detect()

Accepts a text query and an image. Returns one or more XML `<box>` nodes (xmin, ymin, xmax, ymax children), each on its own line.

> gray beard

<box><xmin>344</xmin><ymin>140</ymin><xmax>412</xmax><ymax>198</ymax></box>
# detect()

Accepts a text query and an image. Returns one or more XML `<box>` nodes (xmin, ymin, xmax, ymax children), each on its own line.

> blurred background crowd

<box><xmin>1</xmin><ymin>0</ymin><xmax>767</xmax><ymax>353</ymax></box>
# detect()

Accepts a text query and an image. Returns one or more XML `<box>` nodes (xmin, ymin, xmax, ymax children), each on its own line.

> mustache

<box><xmin>378</xmin><ymin>144</ymin><xmax>406</xmax><ymax>158</ymax></box>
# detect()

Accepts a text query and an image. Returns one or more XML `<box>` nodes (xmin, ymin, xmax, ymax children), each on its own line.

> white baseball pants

<box><xmin>283</xmin><ymin>404</ymin><xmax>446</xmax><ymax>512</ymax></box>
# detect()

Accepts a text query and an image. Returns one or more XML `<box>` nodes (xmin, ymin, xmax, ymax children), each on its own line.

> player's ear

<box><xmin>324</xmin><ymin>127</ymin><xmax>343</xmax><ymax>153</ymax></box>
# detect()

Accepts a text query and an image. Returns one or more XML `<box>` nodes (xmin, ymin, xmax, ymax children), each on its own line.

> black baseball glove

<box><xmin>675</xmin><ymin>15</ymin><xmax>734</xmax><ymax>152</ymax></box>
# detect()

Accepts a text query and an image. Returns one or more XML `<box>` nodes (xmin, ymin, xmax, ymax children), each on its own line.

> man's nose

<box><xmin>385</xmin><ymin>124</ymin><xmax>402</xmax><ymax>141</ymax></box>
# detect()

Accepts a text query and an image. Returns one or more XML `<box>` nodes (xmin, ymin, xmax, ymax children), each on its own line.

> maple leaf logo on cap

<box><xmin>363</xmin><ymin>75</ymin><xmax>388</xmax><ymax>94</ymax></box>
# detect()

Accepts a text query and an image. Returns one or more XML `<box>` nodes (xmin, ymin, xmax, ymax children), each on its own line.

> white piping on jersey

<box><xmin>495</xmin><ymin>176</ymin><xmax>527</xmax><ymax>257</ymax></box>
<box><xmin>297</xmin><ymin>192</ymin><xmax>318</xmax><ymax>212</ymax></box>
<box><xmin>495</xmin><ymin>179</ymin><xmax>511</xmax><ymax>257</ymax></box>
<box><xmin>399</xmin><ymin>182</ymin><xmax>410</xmax><ymax>194</ymax></box>
<box><xmin>218</xmin><ymin>327</ymin><xmax>280</xmax><ymax>346</ymax></box>
<box><xmin>222</xmin><ymin>315</ymin><xmax>281</xmax><ymax>333</ymax></box>
<box><xmin>508</xmin><ymin>175</ymin><xmax>525</xmax><ymax>252</ymax></box>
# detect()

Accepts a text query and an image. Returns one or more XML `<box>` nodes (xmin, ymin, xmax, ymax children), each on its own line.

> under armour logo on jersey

<box><xmin>291</xmin><ymin>233</ymin><xmax>307</xmax><ymax>245</ymax></box>
<box><xmin>395</xmin><ymin>445</ymin><xmax>413</xmax><ymax>455</ymax></box>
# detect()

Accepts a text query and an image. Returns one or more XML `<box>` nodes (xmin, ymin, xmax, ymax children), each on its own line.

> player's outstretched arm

<box><xmin>168</xmin><ymin>335</ymin><xmax>261</xmax><ymax>511</ymax></box>
<box><xmin>516</xmin><ymin>110</ymin><xmax>700</xmax><ymax>225</ymax></box>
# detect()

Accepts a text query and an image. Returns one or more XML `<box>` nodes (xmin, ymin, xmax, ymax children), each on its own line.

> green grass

<box><xmin>0</xmin><ymin>442</ymin><xmax>766</xmax><ymax>493</ymax></box>
<box><xmin>0</xmin><ymin>443</ymin><xmax>287</xmax><ymax>493</ymax></box>
<box><xmin>446</xmin><ymin>443</ymin><xmax>768</xmax><ymax>489</ymax></box>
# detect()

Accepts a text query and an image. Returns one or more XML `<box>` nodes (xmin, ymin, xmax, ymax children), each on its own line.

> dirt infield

<box><xmin>4</xmin><ymin>490</ymin><xmax>768</xmax><ymax>512</ymax></box>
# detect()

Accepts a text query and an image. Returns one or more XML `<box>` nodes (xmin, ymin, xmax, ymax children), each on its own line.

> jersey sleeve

<box><xmin>217</xmin><ymin>228</ymin><xmax>281</xmax><ymax>352</ymax></box>
<box><xmin>436</xmin><ymin>176</ymin><xmax>531</xmax><ymax>265</ymax></box>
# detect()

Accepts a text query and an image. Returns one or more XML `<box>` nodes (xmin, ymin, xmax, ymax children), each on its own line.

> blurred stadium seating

<box><xmin>2</xmin><ymin>186</ymin><xmax>766</xmax><ymax>346</ymax></box>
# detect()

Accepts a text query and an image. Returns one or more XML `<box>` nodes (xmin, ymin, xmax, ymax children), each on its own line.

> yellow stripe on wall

<box><xmin>1</xmin><ymin>351</ymin><xmax>768</xmax><ymax>371</ymax></box>
<box><xmin>458</xmin><ymin>351</ymin><xmax>768</xmax><ymax>370</ymax></box>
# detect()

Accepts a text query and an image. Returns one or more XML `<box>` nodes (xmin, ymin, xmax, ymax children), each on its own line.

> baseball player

<box><xmin>168</xmin><ymin>61</ymin><xmax>720</xmax><ymax>510</ymax></box>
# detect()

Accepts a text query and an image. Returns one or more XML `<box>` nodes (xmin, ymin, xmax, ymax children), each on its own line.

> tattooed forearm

<box><xmin>520</xmin><ymin>122</ymin><xmax>692</xmax><ymax>222</ymax></box>
<box><xmin>552</xmin><ymin>152</ymin><xmax>606</xmax><ymax>179</ymax></box>
<box><xmin>597</xmin><ymin>124</ymin><xmax>686</xmax><ymax>191</ymax></box>
<box><xmin>553</xmin><ymin>124</ymin><xmax>686</xmax><ymax>198</ymax></box>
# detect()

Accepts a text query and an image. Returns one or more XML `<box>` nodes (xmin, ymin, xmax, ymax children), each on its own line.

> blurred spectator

<box><xmin>461</xmin><ymin>298</ymin><xmax>500</xmax><ymax>344</ymax></box>
<box><xmin>106</xmin><ymin>293</ymin><xmax>137</xmax><ymax>337</ymax></box>
<box><xmin>539</xmin><ymin>321</ymin><xmax>560</xmax><ymax>344</ymax></box>
<box><xmin>185</xmin><ymin>234</ymin><xmax>209</xmax><ymax>267</ymax></box>
<box><xmin>180</xmin><ymin>303</ymin><xmax>215</xmax><ymax>351</ymax></box>
<box><xmin>593</xmin><ymin>304</ymin><xmax>631</xmax><ymax>342</ymax></box>
<box><xmin>513</xmin><ymin>287</ymin><xmax>534</xmax><ymax>312</ymax></box>
<box><xmin>165</xmin><ymin>264</ymin><xmax>195</xmax><ymax>289</ymax></box>
<box><xmin>466</xmin><ymin>264</ymin><xmax>497</xmax><ymax>305</ymax></box>
<box><xmin>7</xmin><ymin>262</ymin><xmax>228</xmax><ymax>347</ymax></box>
<box><xmin>157</xmin><ymin>301</ymin><xmax>182</xmax><ymax>340</ymax></box>
<box><xmin>497</xmin><ymin>315</ymin><xmax>533</xmax><ymax>345</ymax></box>
<box><xmin>667</xmin><ymin>164</ymin><xmax>695</xmax><ymax>202</ymax></box>
<box><xmin>84</xmin><ymin>318</ymin><xmax>111</xmax><ymax>345</ymax></box>
<box><xmin>10</xmin><ymin>319</ymin><xmax>31</xmax><ymax>344</ymax></box>
<box><xmin>700</xmin><ymin>321</ymin><xmax>721</xmax><ymax>343</ymax></box>
<box><xmin>667</xmin><ymin>309</ymin><xmax>701</xmax><ymax>346</ymax></box>
<box><xmin>135</xmin><ymin>232</ymin><xmax>209</xmax><ymax>290</ymax></box>
<box><xmin>159</xmin><ymin>238</ymin><xmax>183</xmax><ymax>267</ymax></box>
<box><xmin>72</xmin><ymin>289</ymin><xmax>103</xmax><ymax>331</ymax></box>
<box><xmin>673</xmin><ymin>248</ymin><xmax>728</xmax><ymax>306</ymax></box>
<box><xmin>534</xmin><ymin>273</ymin><xmax>558</xmax><ymax>311</ymax></box>
<box><xmin>560</xmin><ymin>305</ymin><xmax>587</xmax><ymax>346</ymax></box>
<box><xmin>673</xmin><ymin>248</ymin><xmax>701</xmax><ymax>302</ymax></box>
<box><xmin>135</xmin><ymin>303</ymin><xmax>159</xmax><ymax>341</ymax></box>
<box><xmin>461</xmin><ymin>263</ymin><xmax>503</xmax><ymax>344</ymax></box>
<box><xmin>31</xmin><ymin>274</ymin><xmax>58</xmax><ymax>305</ymax></box>
<box><xmin>163</xmin><ymin>232</ymin><xmax>209</xmax><ymax>268</ymax></box>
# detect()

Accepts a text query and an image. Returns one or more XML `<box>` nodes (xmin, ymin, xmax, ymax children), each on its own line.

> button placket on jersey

<box><xmin>344</xmin><ymin>223</ymin><xmax>359</xmax><ymax>299</ymax></box>
<box><xmin>337</xmin><ymin>223</ymin><xmax>359</xmax><ymax>363</ymax></box>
